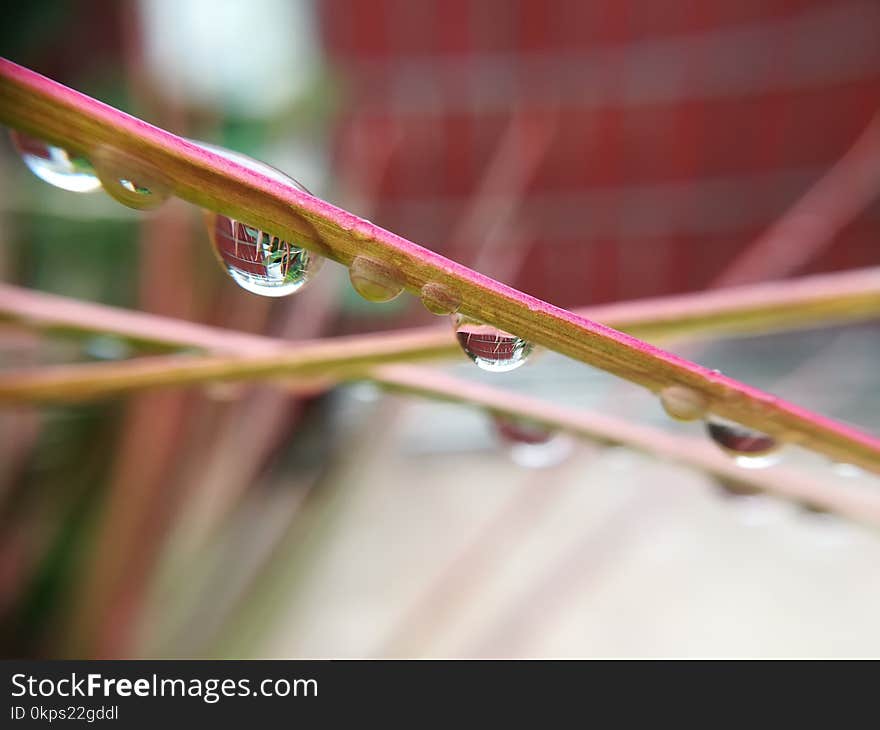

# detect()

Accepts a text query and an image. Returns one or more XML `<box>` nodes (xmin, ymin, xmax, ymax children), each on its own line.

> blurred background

<box><xmin>1</xmin><ymin>0</ymin><xmax>880</xmax><ymax>658</ymax></box>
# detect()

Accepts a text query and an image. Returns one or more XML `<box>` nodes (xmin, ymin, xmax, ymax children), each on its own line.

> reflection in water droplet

<box><xmin>196</xmin><ymin>142</ymin><xmax>323</xmax><ymax>297</ymax></box>
<box><xmin>659</xmin><ymin>385</ymin><xmax>708</xmax><ymax>422</ymax></box>
<box><xmin>493</xmin><ymin>415</ymin><xmax>572</xmax><ymax>469</ymax></box>
<box><xmin>208</xmin><ymin>214</ymin><xmax>322</xmax><ymax>297</ymax></box>
<box><xmin>91</xmin><ymin>146</ymin><xmax>170</xmax><ymax>210</ymax></box>
<box><xmin>119</xmin><ymin>179</ymin><xmax>152</xmax><ymax>195</ymax></box>
<box><xmin>348</xmin><ymin>256</ymin><xmax>405</xmax><ymax>302</ymax></box>
<box><xmin>454</xmin><ymin>314</ymin><xmax>533</xmax><ymax>372</ymax></box>
<box><xmin>420</xmin><ymin>282</ymin><xmax>461</xmax><ymax>316</ymax></box>
<box><xmin>10</xmin><ymin>130</ymin><xmax>101</xmax><ymax>193</ymax></box>
<box><xmin>705</xmin><ymin>416</ymin><xmax>781</xmax><ymax>469</ymax></box>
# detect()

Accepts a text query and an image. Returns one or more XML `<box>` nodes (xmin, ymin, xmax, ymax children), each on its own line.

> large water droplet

<box><xmin>659</xmin><ymin>385</ymin><xmax>708</xmax><ymax>422</ymax></box>
<box><xmin>420</xmin><ymin>282</ymin><xmax>461</xmax><ymax>316</ymax></box>
<box><xmin>348</xmin><ymin>256</ymin><xmax>405</xmax><ymax>302</ymax></box>
<box><xmin>197</xmin><ymin>142</ymin><xmax>323</xmax><ymax>297</ymax></box>
<box><xmin>454</xmin><ymin>314</ymin><xmax>533</xmax><ymax>372</ymax></box>
<box><xmin>705</xmin><ymin>416</ymin><xmax>781</xmax><ymax>469</ymax></box>
<box><xmin>208</xmin><ymin>214</ymin><xmax>322</xmax><ymax>297</ymax></box>
<box><xmin>493</xmin><ymin>415</ymin><xmax>572</xmax><ymax>469</ymax></box>
<box><xmin>10</xmin><ymin>130</ymin><xmax>101</xmax><ymax>193</ymax></box>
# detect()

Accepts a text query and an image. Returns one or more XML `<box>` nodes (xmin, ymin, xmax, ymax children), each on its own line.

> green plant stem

<box><xmin>2</xmin><ymin>268</ymin><xmax>880</xmax><ymax>356</ymax></box>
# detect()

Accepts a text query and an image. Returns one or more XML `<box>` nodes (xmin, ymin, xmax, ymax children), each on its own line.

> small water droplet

<box><xmin>195</xmin><ymin>142</ymin><xmax>324</xmax><ymax>297</ymax></box>
<box><xmin>454</xmin><ymin>314</ymin><xmax>533</xmax><ymax>372</ymax></box>
<box><xmin>348</xmin><ymin>256</ymin><xmax>405</xmax><ymax>302</ymax></box>
<box><xmin>705</xmin><ymin>416</ymin><xmax>781</xmax><ymax>469</ymax></box>
<box><xmin>493</xmin><ymin>414</ymin><xmax>572</xmax><ymax>469</ymax></box>
<box><xmin>659</xmin><ymin>385</ymin><xmax>708</xmax><ymax>422</ymax></box>
<box><xmin>91</xmin><ymin>146</ymin><xmax>170</xmax><ymax>210</ymax></box>
<box><xmin>10</xmin><ymin>130</ymin><xmax>101</xmax><ymax>193</ymax></box>
<box><xmin>420</xmin><ymin>282</ymin><xmax>461</xmax><ymax>316</ymax></box>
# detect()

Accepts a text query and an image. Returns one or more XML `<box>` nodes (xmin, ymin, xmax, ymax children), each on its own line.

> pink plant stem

<box><xmin>1</xmin><ymin>59</ymin><xmax>880</xmax><ymax>470</ymax></box>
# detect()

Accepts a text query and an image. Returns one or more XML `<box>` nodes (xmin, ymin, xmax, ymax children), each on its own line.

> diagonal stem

<box><xmin>1</xmin><ymin>59</ymin><xmax>879</xmax><ymax>469</ymax></box>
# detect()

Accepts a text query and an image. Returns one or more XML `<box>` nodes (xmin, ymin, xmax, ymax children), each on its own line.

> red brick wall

<box><xmin>320</xmin><ymin>0</ymin><xmax>880</xmax><ymax>307</ymax></box>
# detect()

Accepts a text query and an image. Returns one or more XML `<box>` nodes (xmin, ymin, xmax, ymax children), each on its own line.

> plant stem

<box><xmin>1</xmin><ymin>59</ymin><xmax>879</xmax><ymax>470</ymax></box>
<box><xmin>2</xmin><ymin>271</ymin><xmax>880</xmax><ymax>469</ymax></box>
<box><xmin>2</xmin><ymin>266</ymin><xmax>878</xmax><ymax>356</ymax></box>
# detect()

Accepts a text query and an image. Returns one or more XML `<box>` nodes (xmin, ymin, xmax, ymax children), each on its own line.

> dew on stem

<box><xmin>91</xmin><ymin>146</ymin><xmax>170</xmax><ymax>210</ymax></box>
<box><xmin>659</xmin><ymin>385</ymin><xmax>708</xmax><ymax>422</ymax></box>
<box><xmin>454</xmin><ymin>314</ymin><xmax>533</xmax><ymax>372</ymax></box>
<box><xmin>348</xmin><ymin>256</ymin><xmax>405</xmax><ymax>302</ymax></box>
<box><xmin>196</xmin><ymin>142</ymin><xmax>324</xmax><ymax>297</ymax></box>
<box><xmin>705</xmin><ymin>416</ymin><xmax>782</xmax><ymax>469</ymax></box>
<box><xmin>10</xmin><ymin>129</ymin><xmax>101</xmax><ymax>192</ymax></box>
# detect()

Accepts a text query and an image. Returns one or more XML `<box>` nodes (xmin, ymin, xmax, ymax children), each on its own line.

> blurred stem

<box><xmin>3</xmin><ymin>267</ymin><xmax>878</xmax><ymax>356</ymax></box>
<box><xmin>372</xmin><ymin>365</ymin><xmax>880</xmax><ymax>521</ymax></box>
<box><xmin>2</xmin><ymin>268</ymin><xmax>880</xmax><ymax>470</ymax></box>
<box><xmin>2</xmin><ymin>59</ymin><xmax>878</xmax><ymax>469</ymax></box>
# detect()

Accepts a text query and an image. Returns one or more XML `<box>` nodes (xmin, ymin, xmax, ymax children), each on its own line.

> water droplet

<box><xmin>454</xmin><ymin>314</ymin><xmax>533</xmax><ymax>372</ymax></box>
<box><xmin>208</xmin><ymin>214</ymin><xmax>322</xmax><ymax>297</ymax></box>
<box><xmin>659</xmin><ymin>385</ymin><xmax>708</xmax><ymax>422</ymax></box>
<box><xmin>10</xmin><ymin>130</ymin><xmax>101</xmax><ymax>193</ymax></box>
<box><xmin>705</xmin><ymin>416</ymin><xmax>781</xmax><ymax>468</ymax></box>
<box><xmin>91</xmin><ymin>146</ymin><xmax>170</xmax><ymax>210</ymax></box>
<box><xmin>348</xmin><ymin>256</ymin><xmax>405</xmax><ymax>302</ymax></box>
<box><xmin>493</xmin><ymin>414</ymin><xmax>572</xmax><ymax>469</ymax></box>
<box><xmin>420</xmin><ymin>282</ymin><xmax>461</xmax><ymax>316</ymax></box>
<box><xmin>195</xmin><ymin>142</ymin><xmax>324</xmax><ymax>297</ymax></box>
